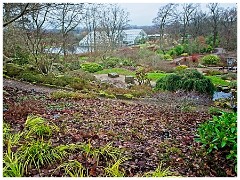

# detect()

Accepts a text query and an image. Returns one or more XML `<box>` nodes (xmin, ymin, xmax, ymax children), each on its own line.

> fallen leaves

<box><xmin>2</xmin><ymin>86</ymin><xmax>236</xmax><ymax>177</ymax></box>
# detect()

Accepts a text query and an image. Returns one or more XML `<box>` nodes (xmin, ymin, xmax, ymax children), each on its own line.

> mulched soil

<box><xmin>3</xmin><ymin>79</ymin><xmax>236</xmax><ymax>177</ymax></box>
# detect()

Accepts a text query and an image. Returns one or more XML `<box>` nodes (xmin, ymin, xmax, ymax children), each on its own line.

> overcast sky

<box><xmin>118</xmin><ymin>3</ymin><xmax>237</xmax><ymax>26</ymax></box>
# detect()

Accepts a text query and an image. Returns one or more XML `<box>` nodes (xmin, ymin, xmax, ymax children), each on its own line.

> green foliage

<box><xmin>65</xmin><ymin>61</ymin><xmax>82</xmax><ymax>71</ymax></box>
<box><xmin>204</xmin><ymin>69</ymin><xmax>222</xmax><ymax>76</ymax></box>
<box><xmin>229</xmin><ymin>80</ymin><xmax>237</xmax><ymax>89</ymax></box>
<box><xmin>3</xmin><ymin>151</ymin><xmax>24</xmax><ymax>177</ymax></box>
<box><xmin>25</xmin><ymin>115</ymin><xmax>59</xmax><ymax>138</ymax></box>
<box><xmin>201</xmin><ymin>54</ymin><xmax>220</xmax><ymax>65</ymax></box>
<box><xmin>81</xmin><ymin>62</ymin><xmax>103</xmax><ymax>73</ymax></box>
<box><xmin>174</xmin><ymin>45</ymin><xmax>184</xmax><ymax>56</ymax></box>
<box><xmin>20</xmin><ymin>140</ymin><xmax>64</xmax><ymax>171</ymax></box>
<box><xmin>144</xmin><ymin>162</ymin><xmax>171</xmax><ymax>177</ymax></box>
<box><xmin>56</xmin><ymin>160</ymin><xmax>86</xmax><ymax>177</ymax></box>
<box><xmin>123</xmin><ymin>94</ymin><xmax>134</xmax><ymax>99</ymax></box>
<box><xmin>181</xmin><ymin>53</ymin><xmax>188</xmax><ymax>56</ymax></box>
<box><xmin>12</xmin><ymin>45</ymin><xmax>29</xmax><ymax>65</ymax></box>
<box><xmin>196</xmin><ymin>112</ymin><xmax>237</xmax><ymax>172</ymax></box>
<box><xmin>21</xmin><ymin>72</ymin><xmax>44</xmax><ymax>83</ymax></box>
<box><xmin>67</xmin><ymin>69</ymin><xmax>96</xmax><ymax>81</ymax></box>
<box><xmin>99</xmin><ymin>90</ymin><xmax>116</xmax><ymax>99</ymax></box>
<box><xmin>104</xmin><ymin>157</ymin><xmax>127</xmax><ymax>177</ymax></box>
<box><xmin>122</xmin><ymin>58</ymin><xmax>135</xmax><ymax>66</ymax></box>
<box><xmin>208</xmin><ymin>107</ymin><xmax>225</xmax><ymax>116</ymax></box>
<box><xmin>156</xmin><ymin>69</ymin><xmax>215</xmax><ymax>95</ymax></box>
<box><xmin>163</xmin><ymin>54</ymin><xmax>173</xmax><ymax>60</ymax></box>
<box><xmin>102</xmin><ymin>57</ymin><xmax>120</xmax><ymax>68</ymax></box>
<box><xmin>51</xmin><ymin>91</ymin><xmax>96</xmax><ymax>100</ymax></box>
<box><xmin>4</xmin><ymin>63</ymin><xmax>24</xmax><ymax>77</ymax></box>
<box><xmin>175</xmin><ymin>65</ymin><xmax>188</xmax><ymax>71</ymax></box>
<box><xmin>167</xmin><ymin>49</ymin><xmax>177</xmax><ymax>57</ymax></box>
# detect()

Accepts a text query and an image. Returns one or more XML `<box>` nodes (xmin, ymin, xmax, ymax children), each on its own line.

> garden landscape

<box><xmin>2</xmin><ymin>3</ymin><xmax>237</xmax><ymax>177</ymax></box>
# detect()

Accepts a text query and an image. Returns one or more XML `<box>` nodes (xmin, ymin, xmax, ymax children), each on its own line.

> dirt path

<box><xmin>3</xmin><ymin>78</ymin><xmax>60</xmax><ymax>94</ymax></box>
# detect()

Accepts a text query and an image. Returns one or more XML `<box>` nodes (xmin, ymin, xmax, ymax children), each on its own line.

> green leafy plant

<box><xmin>104</xmin><ymin>157</ymin><xmax>127</xmax><ymax>177</ymax></box>
<box><xmin>163</xmin><ymin>54</ymin><xmax>173</xmax><ymax>60</ymax></box>
<box><xmin>55</xmin><ymin>160</ymin><xmax>86</xmax><ymax>177</ymax></box>
<box><xmin>4</xmin><ymin>63</ymin><xmax>24</xmax><ymax>77</ymax></box>
<box><xmin>80</xmin><ymin>62</ymin><xmax>103</xmax><ymax>73</ymax></box>
<box><xmin>97</xmin><ymin>142</ymin><xmax>123</xmax><ymax>162</ymax></box>
<box><xmin>25</xmin><ymin>115</ymin><xmax>59</xmax><ymax>138</ymax></box>
<box><xmin>3</xmin><ymin>151</ymin><xmax>24</xmax><ymax>177</ymax></box>
<box><xmin>144</xmin><ymin>162</ymin><xmax>171</xmax><ymax>177</ymax></box>
<box><xmin>195</xmin><ymin>112</ymin><xmax>237</xmax><ymax>172</ymax></box>
<box><xmin>20</xmin><ymin>140</ymin><xmax>65</xmax><ymax>172</ymax></box>
<box><xmin>201</xmin><ymin>54</ymin><xmax>220</xmax><ymax>65</ymax></box>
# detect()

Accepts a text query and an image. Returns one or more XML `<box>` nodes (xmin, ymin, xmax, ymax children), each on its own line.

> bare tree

<box><xmin>83</xmin><ymin>3</ymin><xmax>102</xmax><ymax>52</ymax></box>
<box><xmin>100</xmin><ymin>4</ymin><xmax>129</xmax><ymax>50</ymax></box>
<box><xmin>152</xmin><ymin>3</ymin><xmax>178</xmax><ymax>49</ymax></box>
<box><xmin>21</xmin><ymin>3</ymin><xmax>56</xmax><ymax>74</ymax></box>
<box><xmin>3</xmin><ymin>3</ymin><xmax>30</xmax><ymax>27</ymax></box>
<box><xmin>178</xmin><ymin>3</ymin><xmax>199</xmax><ymax>43</ymax></box>
<box><xmin>51</xmin><ymin>3</ymin><xmax>84</xmax><ymax>58</ymax></box>
<box><xmin>219</xmin><ymin>7</ymin><xmax>237</xmax><ymax>50</ymax></box>
<box><xmin>207</xmin><ymin>3</ymin><xmax>222</xmax><ymax>48</ymax></box>
<box><xmin>189</xmin><ymin>10</ymin><xmax>207</xmax><ymax>38</ymax></box>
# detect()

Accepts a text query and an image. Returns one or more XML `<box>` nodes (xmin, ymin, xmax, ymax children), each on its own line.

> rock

<box><xmin>125</xmin><ymin>76</ymin><xmax>135</xmax><ymax>84</ymax></box>
<box><xmin>108</xmin><ymin>73</ymin><xmax>119</xmax><ymax>78</ymax></box>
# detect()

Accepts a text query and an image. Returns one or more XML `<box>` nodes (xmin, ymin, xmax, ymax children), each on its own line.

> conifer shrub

<box><xmin>155</xmin><ymin>69</ymin><xmax>215</xmax><ymax>95</ymax></box>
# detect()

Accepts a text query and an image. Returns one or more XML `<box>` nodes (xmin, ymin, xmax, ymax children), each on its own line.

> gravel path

<box><xmin>3</xmin><ymin>78</ymin><xmax>59</xmax><ymax>94</ymax></box>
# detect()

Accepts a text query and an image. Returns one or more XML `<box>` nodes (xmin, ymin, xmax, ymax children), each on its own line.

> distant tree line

<box><xmin>3</xmin><ymin>3</ymin><xmax>129</xmax><ymax>63</ymax></box>
<box><xmin>152</xmin><ymin>3</ymin><xmax>237</xmax><ymax>51</ymax></box>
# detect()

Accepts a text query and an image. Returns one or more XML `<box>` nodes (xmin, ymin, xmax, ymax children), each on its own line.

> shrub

<box><xmin>51</xmin><ymin>91</ymin><xmax>96</xmax><ymax>100</ymax></box>
<box><xmin>21</xmin><ymin>72</ymin><xmax>44</xmax><ymax>83</ymax></box>
<box><xmin>163</xmin><ymin>54</ymin><xmax>173</xmax><ymax>61</ymax></box>
<box><xmin>203</xmin><ymin>69</ymin><xmax>222</xmax><ymax>76</ymax></box>
<box><xmin>68</xmin><ymin>69</ymin><xmax>96</xmax><ymax>81</ymax></box>
<box><xmin>201</xmin><ymin>54</ymin><xmax>220</xmax><ymax>65</ymax></box>
<box><xmin>195</xmin><ymin>112</ymin><xmax>237</xmax><ymax>172</ymax></box>
<box><xmin>65</xmin><ymin>61</ymin><xmax>82</xmax><ymax>71</ymax></box>
<box><xmin>102</xmin><ymin>57</ymin><xmax>120</xmax><ymax>68</ymax></box>
<box><xmin>175</xmin><ymin>65</ymin><xmax>188</xmax><ymax>71</ymax></box>
<box><xmin>12</xmin><ymin>45</ymin><xmax>29</xmax><ymax>65</ymax></box>
<box><xmin>174</xmin><ymin>45</ymin><xmax>184</xmax><ymax>56</ymax></box>
<box><xmin>80</xmin><ymin>62</ymin><xmax>103</xmax><ymax>73</ymax></box>
<box><xmin>155</xmin><ymin>69</ymin><xmax>215</xmax><ymax>95</ymax></box>
<box><xmin>4</xmin><ymin>63</ymin><xmax>24</xmax><ymax>77</ymax></box>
